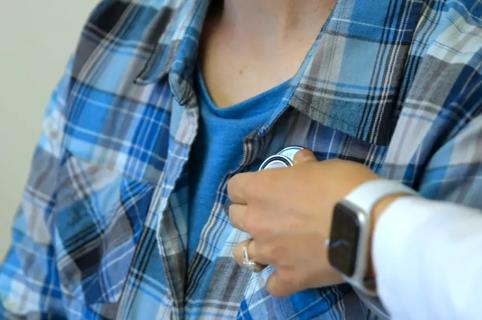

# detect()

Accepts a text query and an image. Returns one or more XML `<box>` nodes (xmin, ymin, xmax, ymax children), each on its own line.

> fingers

<box><xmin>266</xmin><ymin>270</ymin><xmax>303</xmax><ymax>297</ymax></box>
<box><xmin>227</xmin><ymin>172</ymin><xmax>256</xmax><ymax>204</ymax></box>
<box><xmin>293</xmin><ymin>149</ymin><xmax>317</xmax><ymax>165</ymax></box>
<box><xmin>229</xmin><ymin>204</ymin><xmax>248</xmax><ymax>232</ymax></box>
<box><xmin>229</xmin><ymin>149</ymin><xmax>317</xmax><ymax>205</ymax></box>
<box><xmin>232</xmin><ymin>239</ymin><xmax>270</xmax><ymax>267</ymax></box>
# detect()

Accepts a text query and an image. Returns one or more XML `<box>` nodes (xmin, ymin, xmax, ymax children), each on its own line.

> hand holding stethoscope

<box><xmin>228</xmin><ymin>147</ymin><xmax>379</xmax><ymax>296</ymax></box>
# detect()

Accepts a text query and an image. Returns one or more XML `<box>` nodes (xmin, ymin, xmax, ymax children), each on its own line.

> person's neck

<box><xmin>199</xmin><ymin>0</ymin><xmax>336</xmax><ymax>107</ymax></box>
<box><xmin>221</xmin><ymin>0</ymin><xmax>335</xmax><ymax>45</ymax></box>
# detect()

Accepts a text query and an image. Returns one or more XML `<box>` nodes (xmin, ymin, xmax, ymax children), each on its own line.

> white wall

<box><xmin>0</xmin><ymin>1</ymin><xmax>98</xmax><ymax>259</ymax></box>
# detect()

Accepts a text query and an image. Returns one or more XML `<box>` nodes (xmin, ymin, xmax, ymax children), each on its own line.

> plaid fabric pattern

<box><xmin>1</xmin><ymin>0</ymin><xmax>481</xmax><ymax>319</ymax></box>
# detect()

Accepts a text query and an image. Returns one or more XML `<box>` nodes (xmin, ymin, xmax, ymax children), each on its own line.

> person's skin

<box><xmin>228</xmin><ymin>150</ymin><xmax>406</xmax><ymax>296</ymax></box>
<box><xmin>200</xmin><ymin>0</ymin><xmax>336</xmax><ymax>107</ymax></box>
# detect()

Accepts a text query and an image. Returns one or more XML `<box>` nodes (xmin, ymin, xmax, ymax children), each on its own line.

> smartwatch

<box><xmin>327</xmin><ymin>179</ymin><xmax>417</xmax><ymax>296</ymax></box>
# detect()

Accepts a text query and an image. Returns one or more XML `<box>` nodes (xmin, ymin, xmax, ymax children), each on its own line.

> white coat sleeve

<box><xmin>373</xmin><ymin>196</ymin><xmax>482</xmax><ymax>320</ymax></box>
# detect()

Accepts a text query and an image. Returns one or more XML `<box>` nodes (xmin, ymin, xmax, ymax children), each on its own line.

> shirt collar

<box><xmin>134</xmin><ymin>0</ymin><xmax>423</xmax><ymax>145</ymax></box>
<box><xmin>135</xmin><ymin>0</ymin><xmax>211</xmax><ymax>85</ymax></box>
<box><xmin>135</xmin><ymin>0</ymin><xmax>421</xmax><ymax>87</ymax></box>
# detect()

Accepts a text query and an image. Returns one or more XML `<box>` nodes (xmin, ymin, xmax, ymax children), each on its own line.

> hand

<box><xmin>228</xmin><ymin>150</ymin><xmax>379</xmax><ymax>296</ymax></box>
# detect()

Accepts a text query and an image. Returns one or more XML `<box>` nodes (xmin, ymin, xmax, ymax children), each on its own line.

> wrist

<box><xmin>372</xmin><ymin>194</ymin><xmax>405</xmax><ymax>227</ymax></box>
<box><xmin>328</xmin><ymin>178</ymin><xmax>417</xmax><ymax>296</ymax></box>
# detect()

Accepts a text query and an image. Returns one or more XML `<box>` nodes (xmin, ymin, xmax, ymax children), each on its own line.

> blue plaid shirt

<box><xmin>1</xmin><ymin>0</ymin><xmax>481</xmax><ymax>319</ymax></box>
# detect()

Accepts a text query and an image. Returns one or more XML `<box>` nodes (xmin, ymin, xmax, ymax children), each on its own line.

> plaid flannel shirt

<box><xmin>1</xmin><ymin>0</ymin><xmax>481</xmax><ymax>319</ymax></box>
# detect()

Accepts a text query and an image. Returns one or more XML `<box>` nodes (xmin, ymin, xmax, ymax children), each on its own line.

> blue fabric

<box><xmin>0</xmin><ymin>0</ymin><xmax>481</xmax><ymax>319</ymax></box>
<box><xmin>187</xmin><ymin>70</ymin><xmax>290</xmax><ymax>262</ymax></box>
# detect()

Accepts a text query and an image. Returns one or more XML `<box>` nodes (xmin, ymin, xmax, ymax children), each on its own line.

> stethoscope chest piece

<box><xmin>258</xmin><ymin>146</ymin><xmax>304</xmax><ymax>171</ymax></box>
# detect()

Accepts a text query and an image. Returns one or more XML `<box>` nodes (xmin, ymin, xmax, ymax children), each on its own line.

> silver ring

<box><xmin>242</xmin><ymin>240</ymin><xmax>265</xmax><ymax>273</ymax></box>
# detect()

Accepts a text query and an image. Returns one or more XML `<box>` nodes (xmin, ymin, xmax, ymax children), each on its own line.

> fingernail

<box><xmin>294</xmin><ymin>149</ymin><xmax>316</xmax><ymax>164</ymax></box>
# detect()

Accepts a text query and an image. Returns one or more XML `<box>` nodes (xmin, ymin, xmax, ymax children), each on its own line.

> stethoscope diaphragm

<box><xmin>258</xmin><ymin>146</ymin><xmax>304</xmax><ymax>171</ymax></box>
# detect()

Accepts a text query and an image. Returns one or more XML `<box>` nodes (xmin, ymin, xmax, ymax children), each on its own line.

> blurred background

<box><xmin>0</xmin><ymin>1</ymin><xmax>98</xmax><ymax>259</ymax></box>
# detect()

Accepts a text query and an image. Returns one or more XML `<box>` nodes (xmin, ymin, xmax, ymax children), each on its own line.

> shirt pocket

<box><xmin>51</xmin><ymin>95</ymin><xmax>167</xmax><ymax>307</ymax></box>
<box><xmin>52</xmin><ymin>148</ymin><xmax>155</xmax><ymax>307</ymax></box>
<box><xmin>257</xmin><ymin>110</ymin><xmax>389</xmax><ymax>172</ymax></box>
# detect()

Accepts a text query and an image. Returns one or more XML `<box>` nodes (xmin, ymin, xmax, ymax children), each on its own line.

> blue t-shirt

<box><xmin>187</xmin><ymin>71</ymin><xmax>290</xmax><ymax>263</ymax></box>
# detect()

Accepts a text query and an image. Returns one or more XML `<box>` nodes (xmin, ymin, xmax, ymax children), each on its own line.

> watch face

<box><xmin>328</xmin><ymin>202</ymin><xmax>361</xmax><ymax>277</ymax></box>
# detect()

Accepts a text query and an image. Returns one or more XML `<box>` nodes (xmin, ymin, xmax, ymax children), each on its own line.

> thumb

<box><xmin>293</xmin><ymin>149</ymin><xmax>317</xmax><ymax>165</ymax></box>
<box><xmin>266</xmin><ymin>271</ymin><xmax>299</xmax><ymax>297</ymax></box>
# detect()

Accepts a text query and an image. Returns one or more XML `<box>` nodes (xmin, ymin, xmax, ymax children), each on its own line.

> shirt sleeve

<box><xmin>373</xmin><ymin>196</ymin><xmax>482</xmax><ymax>320</ymax></box>
<box><xmin>372</xmin><ymin>62</ymin><xmax>482</xmax><ymax>319</ymax></box>
<box><xmin>0</xmin><ymin>60</ymin><xmax>73</xmax><ymax>318</ymax></box>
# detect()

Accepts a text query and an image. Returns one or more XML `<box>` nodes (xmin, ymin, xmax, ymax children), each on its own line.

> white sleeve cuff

<box><xmin>373</xmin><ymin>196</ymin><xmax>482</xmax><ymax>320</ymax></box>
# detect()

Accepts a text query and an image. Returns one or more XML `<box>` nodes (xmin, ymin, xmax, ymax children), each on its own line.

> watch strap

<box><xmin>345</xmin><ymin>179</ymin><xmax>417</xmax><ymax>217</ymax></box>
<box><xmin>343</xmin><ymin>179</ymin><xmax>417</xmax><ymax>296</ymax></box>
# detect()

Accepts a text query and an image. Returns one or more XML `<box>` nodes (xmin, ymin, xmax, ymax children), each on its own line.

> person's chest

<box><xmin>51</xmin><ymin>0</ymin><xmax>479</xmax><ymax>318</ymax></box>
<box><xmin>56</xmin><ymin>75</ymin><xmax>391</xmax><ymax>319</ymax></box>
<box><xmin>53</xmin><ymin>61</ymin><xmax>407</xmax><ymax>318</ymax></box>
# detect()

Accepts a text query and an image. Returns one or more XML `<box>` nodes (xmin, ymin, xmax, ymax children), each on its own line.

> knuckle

<box><xmin>259</xmin><ymin>243</ymin><xmax>278</xmax><ymax>263</ymax></box>
<box><xmin>269</xmin><ymin>245</ymin><xmax>285</xmax><ymax>264</ymax></box>
<box><xmin>243</xmin><ymin>210</ymin><xmax>259</xmax><ymax>233</ymax></box>
<box><xmin>267</xmin><ymin>283</ymin><xmax>282</xmax><ymax>297</ymax></box>
<box><xmin>263</xmin><ymin>238</ymin><xmax>288</xmax><ymax>261</ymax></box>
<box><xmin>279</xmin><ymin>270</ymin><xmax>303</xmax><ymax>289</ymax></box>
<box><xmin>246</xmin><ymin>173</ymin><xmax>269</xmax><ymax>201</ymax></box>
<box><xmin>227</xmin><ymin>176</ymin><xmax>240</xmax><ymax>198</ymax></box>
<box><xmin>243</xmin><ymin>179</ymin><xmax>260</xmax><ymax>200</ymax></box>
<box><xmin>244</xmin><ymin>211</ymin><xmax>269</xmax><ymax>237</ymax></box>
